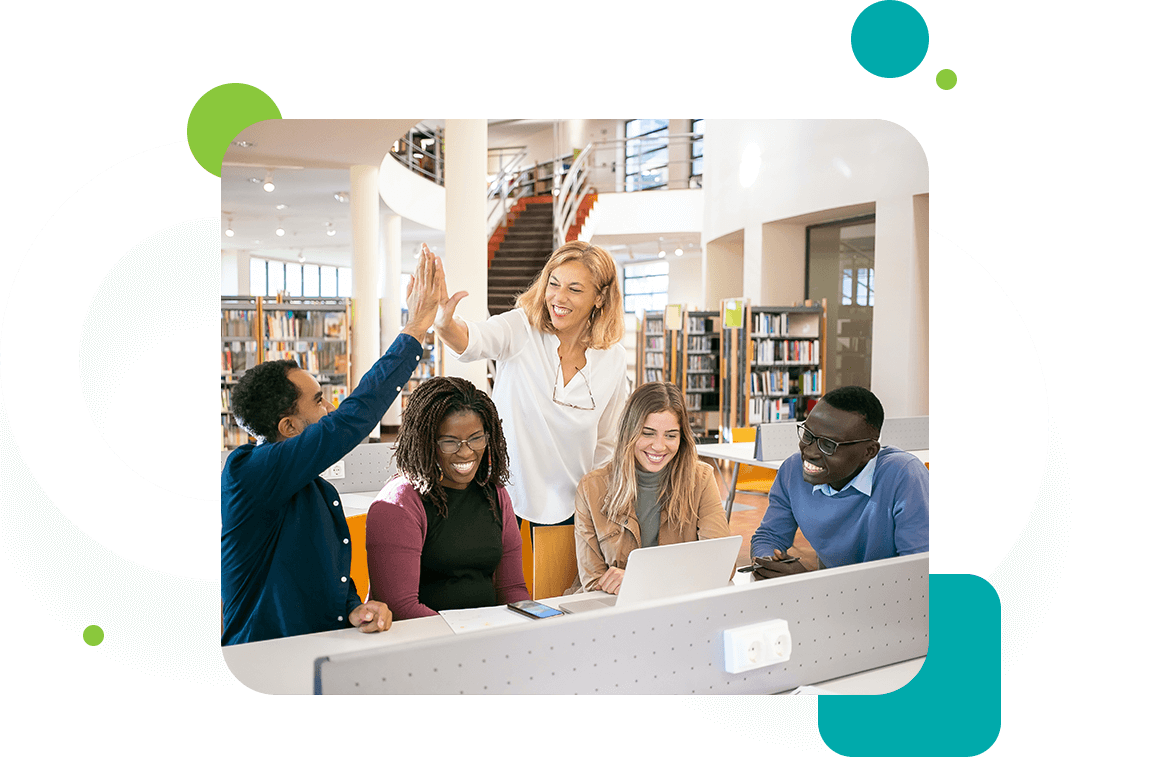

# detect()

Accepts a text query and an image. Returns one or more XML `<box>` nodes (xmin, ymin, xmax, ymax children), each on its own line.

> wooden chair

<box><xmin>731</xmin><ymin>427</ymin><xmax>778</xmax><ymax>493</ymax></box>
<box><xmin>346</xmin><ymin>513</ymin><xmax>370</xmax><ymax>602</ymax></box>
<box><xmin>531</xmin><ymin>524</ymin><xmax>578</xmax><ymax>600</ymax></box>
<box><xmin>519</xmin><ymin>520</ymin><xmax>535</xmax><ymax>597</ymax></box>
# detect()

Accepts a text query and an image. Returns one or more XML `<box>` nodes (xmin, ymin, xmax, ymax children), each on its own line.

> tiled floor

<box><xmin>708</xmin><ymin>459</ymin><xmax>819</xmax><ymax>571</ymax></box>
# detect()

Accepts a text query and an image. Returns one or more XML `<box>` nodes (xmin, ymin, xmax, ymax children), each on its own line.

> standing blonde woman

<box><xmin>571</xmin><ymin>382</ymin><xmax>729</xmax><ymax>594</ymax></box>
<box><xmin>432</xmin><ymin>240</ymin><xmax>629</xmax><ymax>527</ymax></box>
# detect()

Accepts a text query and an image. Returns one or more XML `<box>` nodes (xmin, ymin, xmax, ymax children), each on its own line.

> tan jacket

<box><xmin>570</xmin><ymin>460</ymin><xmax>731</xmax><ymax>593</ymax></box>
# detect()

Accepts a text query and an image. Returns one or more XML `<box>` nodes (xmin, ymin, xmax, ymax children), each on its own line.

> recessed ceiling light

<box><xmin>225</xmin><ymin>228</ymin><xmax>234</xmax><ymax>237</ymax></box>
<box><xmin>233</xmin><ymin>140</ymin><xmax>255</xmax><ymax>148</ymax></box>
<box><xmin>275</xmin><ymin>204</ymin><xmax>287</xmax><ymax>210</ymax></box>
<box><xmin>658</xmin><ymin>250</ymin><xmax>666</xmax><ymax>259</ymax></box>
<box><xmin>674</xmin><ymin>247</ymin><xmax>683</xmax><ymax>256</ymax></box>
<box><xmin>263</xmin><ymin>172</ymin><xmax>275</xmax><ymax>192</ymax></box>
<box><xmin>334</xmin><ymin>192</ymin><xmax>349</xmax><ymax>203</ymax></box>
<box><xmin>275</xmin><ymin>227</ymin><xmax>285</xmax><ymax>237</ymax></box>
<box><xmin>326</xmin><ymin>229</ymin><xmax>336</xmax><ymax>236</ymax></box>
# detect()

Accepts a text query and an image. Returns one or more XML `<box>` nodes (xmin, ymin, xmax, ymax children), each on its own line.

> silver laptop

<box><xmin>559</xmin><ymin>535</ymin><xmax>742</xmax><ymax>613</ymax></box>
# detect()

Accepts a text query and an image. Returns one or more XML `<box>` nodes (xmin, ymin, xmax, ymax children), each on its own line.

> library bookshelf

<box><xmin>221</xmin><ymin>295</ymin><xmax>352</xmax><ymax>450</ymax></box>
<box><xmin>719</xmin><ymin>299</ymin><xmax>827</xmax><ymax>441</ymax></box>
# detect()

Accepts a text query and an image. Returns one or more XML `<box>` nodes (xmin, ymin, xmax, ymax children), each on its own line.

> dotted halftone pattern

<box><xmin>0</xmin><ymin>220</ymin><xmax>234</xmax><ymax>687</ymax></box>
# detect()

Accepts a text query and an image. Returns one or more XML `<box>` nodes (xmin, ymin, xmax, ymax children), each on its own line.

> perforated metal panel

<box><xmin>879</xmin><ymin>416</ymin><xmax>929</xmax><ymax>451</ymax></box>
<box><xmin>220</xmin><ymin>442</ymin><xmax>398</xmax><ymax>493</ymax></box>
<box><xmin>315</xmin><ymin>553</ymin><xmax>928</xmax><ymax>695</ymax></box>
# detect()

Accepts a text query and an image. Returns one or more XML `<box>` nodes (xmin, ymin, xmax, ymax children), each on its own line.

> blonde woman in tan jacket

<box><xmin>570</xmin><ymin>382</ymin><xmax>730</xmax><ymax>594</ymax></box>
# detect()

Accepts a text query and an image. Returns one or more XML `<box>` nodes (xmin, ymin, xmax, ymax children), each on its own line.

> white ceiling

<box><xmin>220</xmin><ymin>119</ymin><xmax>696</xmax><ymax>271</ymax></box>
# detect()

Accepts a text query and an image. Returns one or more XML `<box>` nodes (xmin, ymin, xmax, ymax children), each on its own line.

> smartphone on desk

<box><xmin>507</xmin><ymin>600</ymin><xmax>565</xmax><ymax>620</ymax></box>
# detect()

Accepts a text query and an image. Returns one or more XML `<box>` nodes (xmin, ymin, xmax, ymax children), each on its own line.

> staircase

<box><xmin>486</xmin><ymin>193</ymin><xmax>600</xmax><ymax>317</ymax></box>
<box><xmin>487</xmin><ymin>197</ymin><xmax>554</xmax><ymax>316</ymax></box>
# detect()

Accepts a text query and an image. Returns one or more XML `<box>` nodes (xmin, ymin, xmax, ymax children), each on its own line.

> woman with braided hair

<box><xmin>366</xmin><ymin>376</ymin><xmax>530</xmax><ymax>619</ymax></box>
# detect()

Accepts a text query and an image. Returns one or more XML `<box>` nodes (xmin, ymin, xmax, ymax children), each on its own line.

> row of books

<box><xmin>222</xmin><ymin>310</ymin><xmax>257</xmax><ymax>337</ymax></box>
<box><xmin>753</xmin><ymin>338</ymin><xmax>819</xmax><ymax>365</ymax></box>
<box><xmin>260</xmin><ymin>342</ymin><xmax>348</xmax><ymax>375</ymax></box>
<box><xmin>222</xmin><ymin>416</ymin><xmax>252</xmax><ymax>449</ymax></box>
<box><xmin>644</xmin><ymin>318</ymin><xmax>664</xmax><ymax>335</ymax></box>
<box><xmin>686</xmin><ymin>374</ymin><xmax>717</xmax><ymax>390</ymax></box>
<box><xmin>685</xmin><ymin>393</ymin><xmax>703</xmax><ymax>411</ymax></box>
<box><xmin>645</xmin><ymin>336</ymin><xmax>665</xmax><ymax>350</ymax></box>
<box><xmin>687</xmin><ymin>316</ymin><xmax>715</xmax><ymax>333</ymax></box>
<box><xmin>686</xmin><ymin>354</ymin><xmax>717</xmax><ymax>372</ymax></box>
<box><xmin>749</xmin><ymin>311</ymin><xmax>818</xmax><ymax>336</ymax></box>
<box><xmin>643</xmin><ymin>352</ymin><xmax>665</xmax><ymax>368</ymax></box>
<box><xmin>748</xmin><ymin>369</ymin><xmax>821</xmax><ymax>396</ymax></box>
<box><xmin>264</xmin><ymin>310</ymin><xmax>347</xmax><ymax>340</ymax></box>
<box><xmin>644</xmin><ymin>368</ymin><xmax>664</xmax><ymax>382</ymax></box>
<box><xmin>686</xmin><ymin>335</ymin><xmax>716</xmax><ymax>351</ymax></box>
<box><xmin>222</xmin><ymin>344</ymin><xmax>258</xmax><ymax>374</ymax></box>
<box><xmin>749</xmin><ymin>396</ymin><xmax>800</xmax><ymax>424</ymax></box>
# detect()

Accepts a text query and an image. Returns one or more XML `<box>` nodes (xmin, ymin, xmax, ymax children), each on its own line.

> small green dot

<box><xmin>83</xmin><ymin>625</ymin><xmax>104</xmax><ymax>646</ymax></box>
<box><xmin>937</xmin><ymin>69</ymin><xmax>958</xmax><ymax>90</ymax></box>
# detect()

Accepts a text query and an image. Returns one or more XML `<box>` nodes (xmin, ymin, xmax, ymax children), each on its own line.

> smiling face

<box><xmin>436</xmin><ymin>410</ymin><xmax>487</xmax><ymax>490</ymax></box>
<box><xmin>545</xmin><ymin>261</ymin><xmax>603</xmax><ymax>336</ymax></box>
<box><xmin>798</xmin><ymin>400</ymin><xmax>880</xmax><ymax>491</ymax></box>
<box><xmin>276</xmin><ymin>369</ymin><xmax>333</xmax><ymax>440</ymax></box>
<box><xmin>633</xmin><ymin>410</ymin><xmax>681</xmax><ymax>474</ymax></box>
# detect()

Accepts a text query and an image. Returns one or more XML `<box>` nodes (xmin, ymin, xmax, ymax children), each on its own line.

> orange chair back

<box><xmin>346</xmin><ymin>513</ymin><xmax>370</xmax><ymax>602</ymax></box>
<box><xmin>732</xmin><ymin>427</ymin><xmax>777</xmax><ymax>493</ymax></box>
<box><xmin>532</xmin><ymin>524</ymin><xmax>578</xmax><ymax>600</ymax></box>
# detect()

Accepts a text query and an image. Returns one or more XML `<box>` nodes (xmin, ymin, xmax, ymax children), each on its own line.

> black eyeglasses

<box><xmin>552</xmin><ymin>366</ymin><xmax>596</xmax><ymax>411</ymax></box>
<box><xmin>437</xmin><ymin>434</ymin><xmax>489</xmax><ymax>454</ymax></box>
<box><xmin>797</xmin><ymin>423</ymin><xmax>875</xmax><ymax>456</ymax></box>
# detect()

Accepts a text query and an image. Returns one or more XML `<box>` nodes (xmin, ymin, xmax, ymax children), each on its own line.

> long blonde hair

<box><xmin>514</xmin><ymin>240</ymin><xmax>624</xmax><ymax>350</ymax></box>
<box><xmin>602</xmin><ymin>382</ymin><xmax>699</xmax><ymax>531</ymax></box>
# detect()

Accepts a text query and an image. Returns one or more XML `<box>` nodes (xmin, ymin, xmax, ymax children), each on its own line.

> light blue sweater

<box><xmin>750</xmin><ymin>446</ymin><xmax>929</xmax><ymax>568</ymax></box>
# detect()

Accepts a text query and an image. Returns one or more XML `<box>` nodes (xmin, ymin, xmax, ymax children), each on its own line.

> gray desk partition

<box><xmin>879</xmin><ymin>416</ymin><xmax>929</xmax><ymax>451</ymax></box>
<box><xmin>314</xmin><ymin>553</ymin><xmax>928</xmax><ymax>694</ymax></box>
<box><xmin>219</xmin><ymin>442</ymin><xmax>397</xmax><ymax>493</ymax></box>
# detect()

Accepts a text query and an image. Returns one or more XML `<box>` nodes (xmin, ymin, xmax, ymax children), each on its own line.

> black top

<box><xmin>419</xmin><ymin>485</ymin><xmax>504</xmax><ymax>611</ymax></box>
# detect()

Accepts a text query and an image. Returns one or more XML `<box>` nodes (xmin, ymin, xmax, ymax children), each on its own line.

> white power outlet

<box><xmin>323</xmin><ymin>460</ymin><xmax>346</xmax><ymax>479</ymax></box>
<box><xmin>723</xmin><ymin>619</ymin><xmax>792</xmax><ymax>673</ymax></box>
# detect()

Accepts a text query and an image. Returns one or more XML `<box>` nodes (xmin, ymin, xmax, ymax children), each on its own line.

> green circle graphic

<box><xmin>936</xmin><ymin>69</ymin><xmax>958</xmax><ymax>90</ymax></box>
<box><xmin>83</xmin><ymin>625</ymin><xmax>104</xmax><ymax>646</ymax></box>
<box><xmin>186</xmin><ymin>83</ymin><xmax>281</xmax><ymax>177</ymax></box>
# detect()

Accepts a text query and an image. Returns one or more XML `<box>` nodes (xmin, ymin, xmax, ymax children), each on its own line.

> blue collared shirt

<box><xmin>221</xmin><ymin>333</ymin><xmax>423</xmax><ymax>646</ymax></box>
<box><xmin>751</xmin><ymin>447</ymin><xmax>929</xmax><ymax>568</ymax></box>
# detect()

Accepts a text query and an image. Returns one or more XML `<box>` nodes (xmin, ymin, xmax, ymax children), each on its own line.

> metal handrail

<box><xmin>486</xmin><ymin>147</ymin><xmax>529</xmax><ymax>236</ymax></box>
<box><xmin>553</xmin><ymin>132</ymin><xmax>704</xmax><ymax>246</ymax></box>
<box><xmin>389</xmin><ymin>125</ymin><xmax>444</xmax><ymax>185</ymax></box>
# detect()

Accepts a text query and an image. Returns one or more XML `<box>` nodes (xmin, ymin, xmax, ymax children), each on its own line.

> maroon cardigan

<box><xmin>366</xmin><ymin>476</ymin><xmax>530</xmax><ymax>620</ymax></box>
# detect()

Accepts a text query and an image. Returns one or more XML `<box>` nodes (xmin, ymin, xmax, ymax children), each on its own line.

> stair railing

<box><xmin>553</xmin><ymin>144</ymin><xmax>596</xmax><ymax>247</ymax></box>
<box><xmin>486</xmin><ymin>147</ymin><xmax>529</xmax><ymax>237</ymax></box>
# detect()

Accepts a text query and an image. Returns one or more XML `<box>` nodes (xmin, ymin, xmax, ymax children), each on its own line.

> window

<box><xmin>690</xmin><ymin>119</ymin><xmax>705</xmax><ymax>187</ymax></box>
<box><xmin>806</xmin><ymin>217</ymin><xmax>875</xmax><ymax>391</ymax></box>
<box><xmin>249</xmin><ymin>259</ymin><xmax>352</xmax><ymax>298</ymax></box>
<box><xmin>624</xmin><ymin>119</ymin><xmax>669</xmax><ymax>192</ymax></box>
<box><xmin>623</xmin><ymin>261</ymin><xmax>669</xmax><ymax>313</ymax></box>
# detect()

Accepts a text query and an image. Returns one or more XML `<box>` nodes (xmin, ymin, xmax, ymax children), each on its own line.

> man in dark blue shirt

<box><xmin>221</xmin><ymin>250</ymin><xmax>442</xmax><ymax>646</ymax></box>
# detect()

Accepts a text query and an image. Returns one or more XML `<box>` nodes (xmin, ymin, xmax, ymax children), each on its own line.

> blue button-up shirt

<box><xmin>221</xmin><ymin>334</ymin><xmax>423</xmax><ymax>646</ymax></box>
<box><xmin>750</xmin><ymin>446</ymin><xmax>929</xmax><ymax>568</ymax></box>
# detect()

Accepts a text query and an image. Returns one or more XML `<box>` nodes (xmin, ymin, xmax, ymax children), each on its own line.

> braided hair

<box><xmin>394</xmin><ymin>376</ymin><xmax>511</xmax><ymax>520</ymax></box>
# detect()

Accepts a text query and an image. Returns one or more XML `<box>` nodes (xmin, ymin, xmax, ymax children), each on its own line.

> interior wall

<box><xmin>703</xmin><ymin>229</ymin><xmax>744</xmax><ymax>309</ymax></box>
<box><xmin>667</xmin><ymin>254</ymin><xmax>703</xmax><ymax>308</ymax></box>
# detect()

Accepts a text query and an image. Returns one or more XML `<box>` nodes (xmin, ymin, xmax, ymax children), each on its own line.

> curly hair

<box><xmin>514</xmin><ymin>239</ymin><xmax>624</xmax><ymax>350</ymax></box>
<box><xmin>394</xmin><ymin>376</ymin><xmax>511</xmax><ymax>520</ymax></box>
<box><xmin>230</xmin><ymin>359</ymin><xmax>301</xmax><ymax>443</ymax></box>
<box><xmin>821</xmin><ymin>385</ymin><xmax>885</xmax><ymax>434</ymax></box>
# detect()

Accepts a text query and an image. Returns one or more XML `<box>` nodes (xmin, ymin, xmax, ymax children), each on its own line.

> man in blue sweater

<box><xmin>750</xmin><ymin>386</ymin><xmax>928</xmax><ymax>578</ymax></box>
<box><xmin>221</xmin><ymin>250</ymin><xmax>442</xmax><ymax>646</ymax></box>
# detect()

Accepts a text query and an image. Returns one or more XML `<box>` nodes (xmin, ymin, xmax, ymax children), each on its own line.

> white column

<box><xmin>350</xmin><ymin>164</ymin><xmax>382</xmax><ymax>438</ymax></box>
<box><xmin>236</xmin><ymin>250</ymin><xmax>251</xmax><ymax>294</ymax></box>
<box><xmin>380</xmin><ymin>213</ymin><xmax>404</xmax><ymax>427</ymax></box>
<box><xmin>442</xmin><ymin>119</ymin><xmax>489</xmax><ymax>392</ymax></box>
<box><xmin>741</xmin><ymin>223</ymin><xmax>764</xmax><ymax>305</ymax></box>
<box><xmin>871</xmin><ymin>194</ymin><xmax>929</xmax><ymax>417</ymax></box>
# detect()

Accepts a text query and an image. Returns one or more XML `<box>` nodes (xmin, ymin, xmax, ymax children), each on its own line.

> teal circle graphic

<box><xmin>851</xmin><ymin>1</ymin><xmax>930</xmax><ymax>78</ymax></box>
<box><xmin>936</xmin><ymin>69</ymin><xmax>957</xmax><ymax>90</ymax></box>
<box><xmin>187</xmin><ymin>83</ymin><xmax>281</xmax><ymax>177</ymax></box>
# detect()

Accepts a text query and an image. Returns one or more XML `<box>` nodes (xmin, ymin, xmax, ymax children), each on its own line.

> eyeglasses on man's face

<box><xmin>552</xmin><ymin>366</ymin><xmax>596</xmax><ymax>411</ymax></box>
<box><xmin>436</xmin><ymin>433</ymin><xmax>489</xmax><ymax>454</ymax></box>
<box><xmin>796</xmin><ymin>423</ymin><xmax>875</xmax><ymax>456</ymax></box>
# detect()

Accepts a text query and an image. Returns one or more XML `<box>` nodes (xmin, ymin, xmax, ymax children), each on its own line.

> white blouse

<box><xmin>452</xmin><ymin>308</ymin><xmax>629</xmax><ymax>524</ymax></box>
